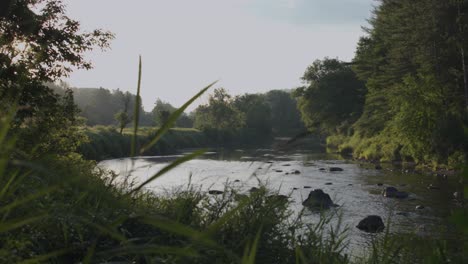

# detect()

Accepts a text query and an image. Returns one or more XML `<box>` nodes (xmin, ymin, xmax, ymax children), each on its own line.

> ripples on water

<box><xmin>99</xmin><ymin>149</ymin><xmax>461</xmax><ymax>252</ymax></box>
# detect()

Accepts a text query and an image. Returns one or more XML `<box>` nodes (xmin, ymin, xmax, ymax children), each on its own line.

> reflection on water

<box><xmin>99</xmin><ymin>149</ymin><xmax>462</xmax><ymax>250</ymax></box>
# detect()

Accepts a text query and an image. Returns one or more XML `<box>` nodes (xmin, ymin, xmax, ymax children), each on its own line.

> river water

<box><xmin>99</xmin><ymin>148</ymin><xmax>462</xmax><ymax>251</ymax></box>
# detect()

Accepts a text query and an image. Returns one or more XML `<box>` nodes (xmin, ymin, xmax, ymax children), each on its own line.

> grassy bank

<box><xmin>326</xmin><ymin>133</ymin><xmax>467</xmax><ymax>170</ymax></box>
<box><xmin>78</xmin><ymin>126</ymin><xmax>277</xmax><ymax>161</ymax></box>
<box><xmin>78</xmin><ymin>126</ymin><xmax>209</xmax><ymax>160</ymax></box>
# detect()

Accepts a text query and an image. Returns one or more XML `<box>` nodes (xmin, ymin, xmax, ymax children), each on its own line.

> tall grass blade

<box><xmin>141</xmin><ymin>216</ymin><xmax>216</xmax><ymax>247</ymax></box>
<box><xmin>241</xmin><ymin>226</ymin><xmax>262</xmax><ymax>264</ymax></box>
<box><xmin>131</xmin><ymin>55</ymin><xmax>142</xmax><ymax>157</ymax></box>
<box><xmin>0</xmin><ymin>106</ymin><xmax>15</xmax><ymax>146</ymax></box>
<box><xmin>79</xmin><ymin>218</ymin><xmax>127</xmax><ymax>242</ymax></box>
<box><xmin>82</xmin><ymin>240</ymin><xmax>97</xmax><ymax>264</ymax></box>
<box><xmin>0</xmin><ymin>186</ymin><xmax>58</xmax><ymax>214</ymax></box>
<box><xmin>295</xmin><ymin>246</ymin><xmax>309</xmax><ymax>264</ymax></box>
<box><xmin>97</xmin><ymin>245</ymin><xmax>199</xmax><ymax>258</ymax></box>
<box><xmin>140</xmin><ymin>81</ymin><xmax>217</xmax><ymax>154</ymax></box>
<box><xmin>18</xmin><ymin>249</ymin><xmax>71</xmax><ymax>264</ymax></box>
<box><xmin>0</xmin><ymin>107</ymin><xmax>16</xmax><ymax>179</ymax></box>
<box><xmin>0</xmin><ymin>214</ymin><xmax>47</xmax><ymax>233</ymax></box>
<box><xmin>0</xmin><ymin>169</ymin><xmax>21</xmax><ymax>200</ymax></box>
<box><xmin>130</xmin><ymin>149</ymin><xmax>206</xmax><ymax>194</ymax></box>
<box><xmin>205</xmin><ymin>196</ymin><xmax>250</xmax><ymax>235</ymax></box>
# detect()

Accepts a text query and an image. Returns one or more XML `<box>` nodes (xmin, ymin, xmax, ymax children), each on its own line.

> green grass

<box><xmin>78</xmin><ymin>126</ymin><xmax>209</xmax><ymax>160</ymax></box>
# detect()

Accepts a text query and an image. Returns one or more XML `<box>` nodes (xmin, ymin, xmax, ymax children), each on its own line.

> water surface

<box><xmin>99</xmin><ymin>149</ymin><xmax>461</xmax><ymax>250</ymax></box>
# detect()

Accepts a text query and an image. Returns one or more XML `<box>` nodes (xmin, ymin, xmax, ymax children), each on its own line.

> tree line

<box><xmin>51</xmin><ymin>84</ymin><xmax>305</xmax><ymax>138</ymax></box>
<box><xmin>295</xmin><ymin>0</ymin><xmax>468</xmax><ymax>167</ymax></box>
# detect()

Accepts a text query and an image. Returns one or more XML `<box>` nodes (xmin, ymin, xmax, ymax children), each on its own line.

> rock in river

<box><xmin>427</xmin><ymin>184</ymin><xmax>440</xmax><ymax>190</ymax></box>
<box><xmin>302</xmin><ymin>189</ymin><xmax>334</xmax><ymax>209</ymax></box>
<box><xmin>249</xmin><ymin>187</ymin><xmax>260</xmax><ymax>193</ymax></box>
<box><xmin>382</xmin><ymin>187</ymin><xmax>408</xmax><ymax>198</ymax></box>
<box><xmin>329</xmin><ymin>167</ymin><xmax>344</xmax><ymax>172</ymax></box>
<box><xmin>357</xmin><ymin>215</ymin><xmax>385</xmax><ymax>233</ymax></box>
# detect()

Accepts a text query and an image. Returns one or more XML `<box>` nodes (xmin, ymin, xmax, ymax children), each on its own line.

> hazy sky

<box><xmin>63</xmin><ymin>0</ymin><xmax>375</xmax><ymax>111</ymax></box>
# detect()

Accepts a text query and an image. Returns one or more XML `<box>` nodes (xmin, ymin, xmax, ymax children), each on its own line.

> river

<box><xmin>99</xmin><ymin>148</ymin><xmax>462</xmax><ymax>252</ymax></box>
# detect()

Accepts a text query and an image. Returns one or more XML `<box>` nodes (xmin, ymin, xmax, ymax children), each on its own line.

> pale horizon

<box><xmin>63</xmin><ymin>0</ymin><xmax>374</xmax><ymax>111</ymax></box>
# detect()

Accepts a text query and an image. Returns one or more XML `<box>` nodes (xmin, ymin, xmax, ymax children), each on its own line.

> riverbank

<box><xmin>78</xmin><ymin>126</ymin><xmax>209</xmax><ymax>160</ymax></box>
<box><xmin>78</xmin><ymin>126</ymin><xmax>322</xmax><ymax>161</ymax></box>
<box><xmin>325</xmin><ymin>134</ymin><xmax>465</xmax><ymax>172</ymax></box>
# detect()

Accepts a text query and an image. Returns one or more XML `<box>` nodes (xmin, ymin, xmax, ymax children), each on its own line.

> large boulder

<box><xmin>302</xmin><ymin>189</ymin><xmax>334</xmax><ymax>209</ymax></box>
<box><xmin>357</xmin><ymin>215</ymin><xmax>385</xmax><ymax>233</ymax></box>
<box><xmin>382</xmin><ymin>187</ymin><xmax>408</xmax><ymax>198</ymax></box>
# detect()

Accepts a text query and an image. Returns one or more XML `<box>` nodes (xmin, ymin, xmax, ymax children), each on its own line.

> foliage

<box><xmin>349</xmin><ymin>0</ymin><xmax>468</xmax><ymax>164</ymax></box>
<box><xmin>233</xmin><ymin>93</ymin><xmax>272</xmax><ymax>136</ymax></box>
<box><xmin>294</xmin><ymin>1</ymin><xmax>468</xmax><ymax>165</ymax></box>
<box><xmin>295</xmin><ymin>58</ymin><xmax>366</xmax><ymax>135</ymax></box>
<box><xmin>0</xmin><ymin>0</ymin><xmax>114</xmax><ymax>157</ymax></box>
<box><xmin>194</xmin><ymin>88</ymin><xmax>245</xmax><ymax>131</ymax></box>
<box><xmin>114</xmin><ymin>111</ymin><xmax>131</xmax><ymax>134</ymax></box>
<box><xmin>0</xmin><ymin>0</ymin><xmax>113</xmax><ymax>83</ymax></box>
<box><xmin>152</xmin><ymin>98</ymin><xmax>194</xmax><ymax>128</ymax></box>
<box><xmin>265</xmin><ymin>90</ymin><xmax>305</xmax><ymax>136</ymax></box>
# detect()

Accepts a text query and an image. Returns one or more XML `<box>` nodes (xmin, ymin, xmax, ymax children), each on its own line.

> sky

<box><xmin>63</xmin><ymin>0</ymin><xmax>375</xmax><ymax>111</ymax></box>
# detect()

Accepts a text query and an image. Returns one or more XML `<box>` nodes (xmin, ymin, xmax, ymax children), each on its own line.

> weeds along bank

<box><xmin>326</xmin><ymin>133</ymin><xmax>466</xmax><ymax>170</ymax></box>
<box><xmin>78</xmin><ymin>126</ymin><xmax>275</xmax><ymax>161</ymax></box>
<box><xmin>78</xmin><ymin>126</ymin><xmax>208</xmax><ymax>160</ymax></box>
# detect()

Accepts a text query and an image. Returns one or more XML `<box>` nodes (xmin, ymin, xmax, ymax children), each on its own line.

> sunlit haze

<box><xmin>63</xmin><ymin>0</ymin><xmax>374</xmax><ymax>111</ymax></box>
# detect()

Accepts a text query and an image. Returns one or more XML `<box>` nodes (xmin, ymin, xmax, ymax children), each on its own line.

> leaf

<box><xmin>0</xmin><ymin>186</ymin><xmax>58</xmax><ymax>214</ymax></box>
<box><xmin>130</xmin><ymin>149</ymin><xmax>206</xmax><ymax>194</ymax></box>
<box><xmin>140</xmin><ymin>81</ymin><xmax>217</xmax><ymax>154</ymax></box>
<box><xmin>79</xmin><ymin>218</ymin><xmax>127</xmax><ymax>242</ymax></box>
<box><xmin>131</xmin><ymin>55</ymin><xmax>143</xmax><ymax>157</ymax></box>
<box><xmin>97</xmin><ymin>245</ymin><xmax>199</xmax><ymax>258</ymax></box>
<box><xmin>241</xmin><ymin>226</ymin><xmax>263</xmax><ymax>264</ymax></box>
<box><xmin>0</xmin><ymin>214</ymin><xmax>47</xmax><ymax>233</ymax></box>
<box><xmin>18</xmin><ymin>249</ymin><xmax>71</xmax><ymax>264</ymax></box>
<box><xmin>140</xmin><ymin>216</ymin><xmax>217</xmax><ymax>247</ymax></box>
<box><xmin>205</xmin><ymin>195</ymin><xmax>251</xmax><ymax>235</ymax></box>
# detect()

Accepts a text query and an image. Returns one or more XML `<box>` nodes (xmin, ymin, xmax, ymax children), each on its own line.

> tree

<box><xmin>114</xmin><ymin>92</ymin><xmax>132</xmax><ymax>134</ymax></box>
<box><xmin>349</xmin><ymin>0</ymin><xmax>468</xmax><ymax>162</ymax></box>
<box><xmin>152</xmin><ymin>99</ymin><xmax>176</xmax><ymax>126</ymax></box>
<box><xmin>114</xmin><ymin>111</ymin><xmax>130</xmax><ymax>134</ymax></box>
<box><xmin>0</xmin><ymin>0</ymin><xmax>113</xmax><ymax>155</ymax></box>
<box><xmin>233</xmin><ymin>93</ymin><xmax>272</xmax><ymax>135</ymax></box>
<box><xmin>265</xmin><ymin>90</ymin><xmax>305</xmax><ymax>136</ymax></box>
<box><xmin>151</xmin><ymin>99</ymin><xmax>194</xmax><ymax>128</ymax></box>
<box><xmin>294</xmin><ymin>58</ymin><xmax>366</xmax><ymax>135</ymax></box>
<box><xmin>194</xmin><ymin>88</ymin><xmax>245</xmax><ymax>131</ymax></box>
